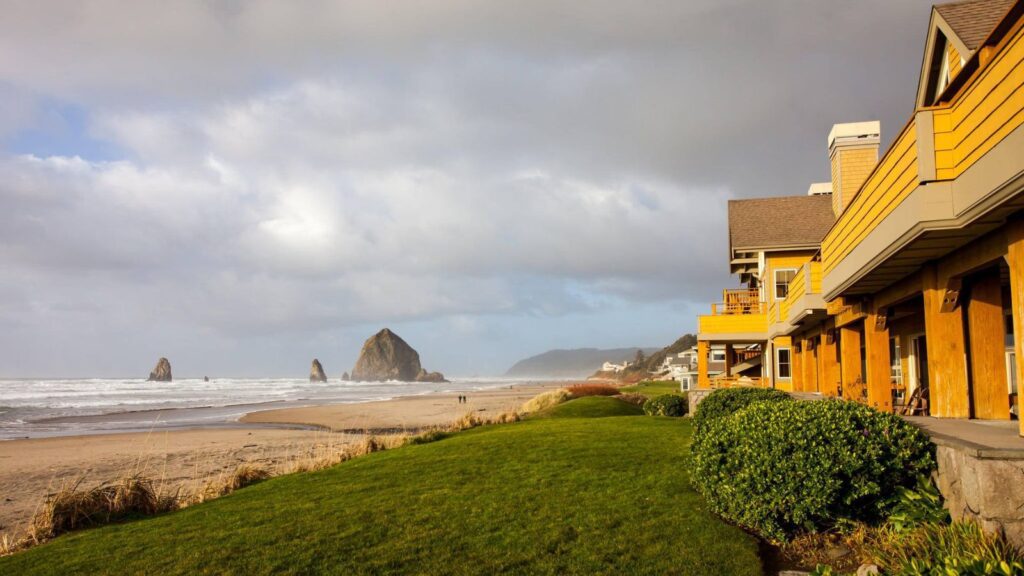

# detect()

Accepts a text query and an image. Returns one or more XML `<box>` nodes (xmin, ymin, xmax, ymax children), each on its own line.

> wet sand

<box><xmin>0</xmin><ymin>382</ymin><xmax>562</xmax><ymax>540</ymax></box>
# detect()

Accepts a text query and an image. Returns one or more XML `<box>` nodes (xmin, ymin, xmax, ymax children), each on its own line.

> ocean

<box><xmin>0</xmin><ymin>377</ymin><xmax>533</xmax><ymax>440</ymax></box>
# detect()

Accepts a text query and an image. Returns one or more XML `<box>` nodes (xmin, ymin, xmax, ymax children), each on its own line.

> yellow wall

<box><xmin>698</xmin><ymin>312</ymin><xmax>768</xmax><ymax>335</ymax></box>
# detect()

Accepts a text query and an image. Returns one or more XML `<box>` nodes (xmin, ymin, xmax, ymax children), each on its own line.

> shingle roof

<box><xmin>935</xmin><ymin>0</ymin><xmax>1014</xmax><ymax>50</ymax></box>
<box><xmin>728</xmin><ymin>195</ymin><xmax>835</xmax><ymax>252</ymax></box>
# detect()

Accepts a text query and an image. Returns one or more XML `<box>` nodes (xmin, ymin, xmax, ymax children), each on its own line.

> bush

<box><xmin>691</xmin><ymin>399</ymin><xmax>935</xmax><ymax>542</ymax></box>
<box><xmin>692</xmin><ymin>387</ymin><xmax>791</xmax><ymax>431</ymax></box>
<box><xmin>616</xmin><ymin>392</ymin><xmax>648</xmax><ymax>406</ymax></box>
<box><xmin>643</xmin><ymin>394</ymin><xmax>688</xmax><ymax>417</ymax></box>
<box><xmin>565</xmin><ymin>383</ymin><xmax>620</xmax><ymax>398</ymax></box>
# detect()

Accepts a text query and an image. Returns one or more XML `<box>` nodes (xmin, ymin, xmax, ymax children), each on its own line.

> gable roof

<box><xmin>935</xmin><ymin>0</ymin><xmax>1014</xmax><ymax>50</ymax></box>
<box><xmin>728</xmin><ymin>195</ymin><xmax>835</xmax><ymax>253</ymax></box>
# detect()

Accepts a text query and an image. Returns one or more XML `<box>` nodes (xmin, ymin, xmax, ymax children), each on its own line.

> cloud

<box><xmin>0</xmin><ymin>0</ymin><xmax>938</xmax><ymax>375</ymax></box>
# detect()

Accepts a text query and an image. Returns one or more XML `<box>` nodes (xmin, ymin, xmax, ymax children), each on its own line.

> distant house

<box><xmin>601</xmin><ymin>361</ymin><xmax>631</xmax><ymax>373</ymax></box>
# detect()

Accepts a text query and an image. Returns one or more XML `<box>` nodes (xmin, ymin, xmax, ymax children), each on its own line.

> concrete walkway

<box><xmin>904</xmin><ymin>416</ymin><xmax>1024</xmax><ymax>459</ymax></box>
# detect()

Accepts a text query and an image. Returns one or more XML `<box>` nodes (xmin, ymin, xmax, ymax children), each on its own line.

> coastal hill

<box><xmin>505</xmin><ymin>347</ymin><xmax>658</xmax><ymax>378</ymax></box>
<box><xmin>351</xmin><ymin>328</ymin><xmax>447</xmax><ymax>382</ymax></box>
<box><xmin>590</xmin><ymin>334</ymin><xmax>697</xmax><ymax>381</ymax></box>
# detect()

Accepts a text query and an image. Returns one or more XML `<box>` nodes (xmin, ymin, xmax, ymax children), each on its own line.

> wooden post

<box><xmin>966</xmin><ymin>268</ymin><xmax>1010</xmax><ymax>420</ymax></box>
<box><xmin>922</xmin><ymin>264</ymin><xmax>970</xmax><ymax>418</ymax></box>
<box><xmin>804</xmin><ymin>336</ymin><xmax>819</xmax><ymax>393</ymax></box>
<box><xmin>724</xmin><ymin>343</ymin><xmax>734</xmax><ymax>377</ymax></box>
<box><xmin>865</xmin><ymin>306</ymin><xmax>893</xmax><ymax>412</ymax></box>
<box><xmin>840</xmin><ymin>324</ymin><xmax>863</xmax><ymax>401</ymax></box>
<box><xmin>697</xmin><ymin>340</ymin><xmax>710</xmax><ymax>389</ymax></box>
<box><xmin>819</xmin><ymin>321</ymin><xmax>841</xmax><ymax>397</ymax></box>
<box><xmin>1005</xmin><ymin>220</ymin><xmax>1024</xmax><ymax>435</ymax></box>
<box><xmin>792</xmin><ymin>343</ymin><xmax>804</xmax><ymax>392</ymax></box>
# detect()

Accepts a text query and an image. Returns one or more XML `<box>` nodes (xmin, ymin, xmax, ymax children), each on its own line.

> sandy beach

<box><xmin>0</xmin><ymin>382</ymin><xmax>561</xmax><ymax>541</ymax></box>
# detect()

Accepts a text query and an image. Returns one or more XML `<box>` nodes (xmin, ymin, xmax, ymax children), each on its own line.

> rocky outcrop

<box><xmin>415</xmin><ymin>368</ymin><xmax>448</xmax><ymax>383</ymax></box>
<box><xmin>148</xmin><ymin>357</ymin><xmax>172</xmax><ymax>382</ymax></box>
<box><xmin>310</xmin><ymin>359</ymin><xmax>328</xmax><ymax>382</ymax></box>
<box><xmin>351</xmin><ymin>328</ymin><xmax>445</xmax><ymax>382</ymax></box>
<box><xmin>341</xmin><ymin>372</ymin><xmax>350</xmax><ymax>381</ymax></box>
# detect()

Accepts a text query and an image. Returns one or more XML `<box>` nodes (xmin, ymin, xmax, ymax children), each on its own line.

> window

<box><xmin>711</xmin><ymin>351</ymin><xmax>726</xmax><ymax>362</ymax></box>
<box><xmin>776</xmin><ymin>348</ymin><xmax>791</xmax><ymax>379</ymax></box>
<box><xmin>774</xmin><ymin>269</ymin><xmax>797</xmax><ymax>300</ymax></box>
<box><xmin>889</xmin><ymin>337</ymin><xmax>903</xmax><ymax>385</ymax></box>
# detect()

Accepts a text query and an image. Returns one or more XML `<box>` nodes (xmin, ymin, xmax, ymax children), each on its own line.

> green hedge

<box><xmin>691</xmin><ymin>399</ymin><xmax>935</xmax><ymax>542</ymax></box>
<box><xmin>643</xmin><ymin>394</ymin><xmax>687</xmax><ymax>417</ymax></box>
<box><xmin>692</xmin><ymin>388</ymin><xmax>791</xmax><ymax>431</ymax></box>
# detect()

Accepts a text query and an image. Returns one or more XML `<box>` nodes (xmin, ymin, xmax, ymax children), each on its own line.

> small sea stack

<box><xmin>310</xmin><ymin>359</ymin><xmax>328</xmax><ymax>382</ymax></box>
<box><xmin>341</xmin><ymin>371</ymin><xmax>350</xmax><ymax>381</ymax></box>
<box><xmin>147</xmin><ymin>357</ymin><xmax>172</xmax><ymax>382</ymax></box>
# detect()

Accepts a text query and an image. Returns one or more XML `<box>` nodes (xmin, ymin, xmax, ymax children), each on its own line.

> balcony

<box><xmin>698</xmin><ymin>288</ymin><xmax>769</xmax><ymax>339</ymax></box>
<box><xmin>821</xmin><ymin>18</ymin><xmax>1024</xmax><ymax>299</ymax></box>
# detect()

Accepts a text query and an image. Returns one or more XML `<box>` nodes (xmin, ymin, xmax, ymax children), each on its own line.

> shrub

<box><xmin>691</xmin><ymin>399</ymin><xmax>935</xmax><ymax>542</ymax></box>
<box><xmin>643</xmin><ymin>394</ymin><xmax>688</xmax><ymax>417</ymax></box>
<box><xmin>871</xmin><ymin>521</ymin><xmax>1024</xmax><ymax>575</ymax></box>
<box><xmin>616</xmin><ymin>392</ymin><xmax>648</xmax><ymax>406</ymax></box>
<box><xmin>692</xmin><ymin>387</ymin><xmax>791</xmax><ymax>431</ymax></box>
<box><xmin>520</xmin><ymin>389</ymin><xmax>571</xmax><ymax>413</ymax></box>
<box><xmin>886</xmin><ymin>476</ymin><xmax>950</xmax><ymax>533</ymax></box>
<box><xmin>565</xmin><ymin>383</ymin><xmax>620</xmax><ymax>398</ymax></box>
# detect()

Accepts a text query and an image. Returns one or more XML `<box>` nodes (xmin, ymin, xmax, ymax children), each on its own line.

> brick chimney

<box><xmin>828</xmin><ymin>121</ymin><xmax>880</xmax><ymax>218</ymax></box>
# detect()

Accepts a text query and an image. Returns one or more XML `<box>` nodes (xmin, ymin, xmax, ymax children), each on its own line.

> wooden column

<box><xmin>922</xmin><ymin>264</ymin><xmax>970</xmax><ymax>418</ymax></box>
<box><xmin>966</xmin><ymin>268</ymin><xmax>1010</xmax><ymax>419</ymax></box>
<box><xmin>697</xmin><ymin>340</ymin><xmax>710</xmax><ymax>389</ymax></box>
<box><xmin>819</xmin><ymin>321</ymin><xmax>841</xmax><ymax>397</ymax></box>
<box><xmin>1007</xmin><ymin>220</ymin><xmax>1024</xmax><ymax>435</ymax></box>
<box><xmin>724</xmin><ymin>344</ymin><xmax>734</xmax><ymax>377</ymax></box>
<box><xmin>805</xmin><ymin>336</ymin><xmax>820</xmax><ymax>393</ymax></box>
<box><xmin>840</xmin><ymin>324</ymin><xmax>863</xmax><ymax>401</ymax></box>
<box><xmin>865</xmin><ymin>307</ymin><xmax>893</xmax><ymax>412</ymax></box>
<box><xmin>792</xmin><ymin>342</ymin><xmax>804</xmax><ymax>392</ymax></box>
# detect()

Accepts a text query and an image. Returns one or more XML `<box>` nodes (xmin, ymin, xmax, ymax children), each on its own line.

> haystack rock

<box><xmin>351</xmin><ymin>328</ymin><xmax>446</xmax><ymax>382</ymax></box>
<box><xmin>341</xmin><ymin>372</ymin><xmax>350</xmax><ymax>381</ymax></box>
<box><xmin>310</xmin><ymin>359</ymin><xmax>328</xmax><ymax>382</ymax></box>
<box><xmin>148</xmin><ymin>357</ymin><xmax>172</xmax><ymax>382</ymax></box>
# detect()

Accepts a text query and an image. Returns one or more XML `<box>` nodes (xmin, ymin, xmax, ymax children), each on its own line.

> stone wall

<box><xmin>932</xmin><ymin>440</ymin><xmax>1024</xmax><ymax>548</ymax></box>
<box><xmin>688</xmin><ymin>389</ymin><xmax>713</xmax><ymax>416</ymax></box>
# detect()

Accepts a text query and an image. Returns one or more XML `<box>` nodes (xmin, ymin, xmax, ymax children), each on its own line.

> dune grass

<box><xmin>1</xmin><ymin>405</ymin><xmax>762</xmax><ymax>575</ymax></box>
<box><xmin>619</xmin><ymin>380</ymin><xmax>683</xmax><ymax>398</ymax></box>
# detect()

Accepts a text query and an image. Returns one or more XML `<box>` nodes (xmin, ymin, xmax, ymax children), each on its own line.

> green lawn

<box><xmin>532</xmin><ymin>395</ymin><xmax>644</xmax><ymax>418</ymax></box>
<box><xmin>1</xmin><ymin>397</ymin><xmax>761</xmax><ymax>575</ymax></box>
<box><xmin>619</xmin><ymin>380</ymin><xmax>684</xmax><ymax>398</ymax></box>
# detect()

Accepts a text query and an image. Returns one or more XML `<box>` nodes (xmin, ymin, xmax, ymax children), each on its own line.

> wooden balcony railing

<box><xmin>710</xmin><ymin>289</ymin><xmax>764</xmax><ymax>315</ymax></box>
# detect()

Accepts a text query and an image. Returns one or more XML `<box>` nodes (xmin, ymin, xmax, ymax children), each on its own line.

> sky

<box><xmin>0</xmin><ymin>0</ymin><xmax>939</xmax><ymax>378</ymax></box>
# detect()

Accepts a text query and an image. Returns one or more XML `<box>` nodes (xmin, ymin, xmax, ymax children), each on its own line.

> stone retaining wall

<box><xmin>932</xmin><ymin>440</ymin><xmax>1024</xmax><ymax>548</ymax></box>
<box><xmin>687</xmin><ymin>389</ymin><xmax>713</xmax><ymax>416</ymax></box>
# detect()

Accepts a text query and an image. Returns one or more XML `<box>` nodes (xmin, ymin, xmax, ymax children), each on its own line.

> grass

<box><xmin>619</xmin><ymin>380</ymin><xmax>683</xmax><ymax>398</ymax></box>
<box><xmin>532</xmin><ymin>396</ymin><xmax>644</xmax><ymax>419</ymax></box>
<box><xmin>1</xmin><ymin>403</ymin><xmax>762</xmax><ymax>575</ymax></box>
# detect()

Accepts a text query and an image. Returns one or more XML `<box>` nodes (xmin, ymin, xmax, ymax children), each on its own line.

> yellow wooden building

<box><xmin>696</xmin><ymin>0</ymin><xmax>1024</xmax><ymax>434</ymax></box>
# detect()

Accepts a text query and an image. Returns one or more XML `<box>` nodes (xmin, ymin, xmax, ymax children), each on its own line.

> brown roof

<box><xmin>935</xmin><ymin>0</ymin><xmax>1014</xmax><ymax>50</ymax></box>
<box><xmin>728</xmin><ymin>195</ymin><xmax>835</xmax><ymax>252</ymax></box>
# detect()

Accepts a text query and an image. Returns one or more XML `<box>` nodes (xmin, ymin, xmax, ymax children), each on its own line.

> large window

<box><xmin>776</xmin><ymin>347</ymin><xmax>792</xmax><ymax>379</ymax></box>
<box><xmin>774</xmin><ymin>269</ymin><xmax>797</xmax><ymax>300</ymax></box>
